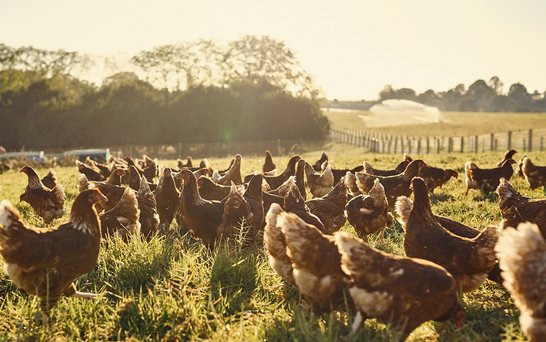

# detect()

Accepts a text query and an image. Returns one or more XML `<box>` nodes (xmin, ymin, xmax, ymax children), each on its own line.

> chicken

<box><xmin>304</xmin><ymin>161</ymin><xmax>334</xmax><ymax>198</ymax></box>
<box><xmin>197</xmin><ymin>176</ymin><xmax>232</xmax><ymax>201</ymax></box>
<box><xmin>495</xmin><ymin>223</ymin><xmax>546</xmax><ymax>342</ymax></box>
<box><xmin>264</xmin><ymin>155</ymin><xmax>301</xmax><ymax>189</ymax></box>
<box><xmin>216</xmin><ymin>154</ymin><xmax>243</xmax><ymax>185</ymax></box>
<box><xmin>105</xmin><ymin>168</ymin><xmax>126</xmax><ymax>186</ymax></box>
<box><xmin>497</xmin><ymin>149</ymin><xmax>518</xmax><ymax>166</ymax></box>
<box><xmin>356</xmin><ymin>159</ymin><xmax>424</xmax><ymax>209</ymax></box>
<box><xmin>20</xmin><ymin>166</ymin><xmax>66</xmax><ymax>224</ymax></box>
<box><xmin>335</xmin><ymin>232</ymin><xmax>463</xmax><ymax>338</ymax></box>
<box><xmin>262</xmin><ymin>190</ymin><xmax>284</xmax><ymax>215</ymax></box>
<box><xmin>344</xmin><ymin>171</ymin><xmax>361</xmax><ymax>197</ymax></box>
<box><xmin>277</xmin><ymin>210</ymin><xmax>347</xmax><ymax>310</ymax></box>
<box><xmin>263</xmin><ymin>204</ymin><xmax>294</xmax><ymax>285</ymax></box>
<box><xmin>263</xmin><ymin>150</ymin><xmax>276</xmax><ymax>173</ymax></box>
<box><xmin>464</xmin><ymin>159</ymin><xmax>516</xmax><ymax>195</ymax></box>
<box><xmin>124</xmin><ymin>157</ymin><xmax>157</xmax><ymax>183</ymax></box>
<box><xmin>345</xmin><ymin>178</ymin><xmax>394</xmax><ymax>239</ymax></box>
<box><xmin>312</xmin><ymin>152</ymin><xmax>328</xmax><ymax>172</ymax></box>
<box><xmin>137</xmin><ymin>177</ymin><xmax>160</xmax><ymax>239</ymax></box>
<box><xmin>40</xmin><ymin>169</ymin><xmax>58</xmax><ymax>190</ymax></box>
<box><xmin>497</xmin><ymin>178</ymin><xmax>546</xmax><ymax>239</ymax></box>
<box><xmin>217</xmin><ymin>175</ymin><xmax>264</xmax><ymax>241</ymax></box>
<box><xmin>0</xmin><ymin>188</ymin><xmax>107</xmax><ymax>319</ymax></box>
<box><xmin>78</xmin><ymin>174</ymin><xmax>125</xmax><ymax>212</ymax></box>
<box><xmin>127</xmin><ymin>165</ymin><xmax>142</xmax><ymax>191</ymax></box>
<box><xmin>100</xmin><ymin>187</ymin><xmax>141</xmax><ymax>239</ymax></box>
<box><xmin>283</xmin><ymin>183</ymin><xmax>325</xmax><ymax>232</ymax></box>
<box><xmin>178</xmin><ymin>156</ymin><xmax>193</xmax><ymax>169</ymax></box>
<box><xmin>363</xmin><ymin>154</ymin><xmax>413</xmax><ymax>177</ymax></box>
<box><xmin>295</xmin><ymin>159</ymin><xmax>306</xmax><ymax>201</ymax></box>
<box><xmin>327</xmin><ymin>163</ymin><xmax>365</xmax><ymax>186</ymax></box>
<box><xmin>85</xmin><ymin>157</ymin><xmax>111</xmax><ymax>178</ymax></box>
<box><xmin>418</xmin><ymin>164</ymin><xmax>458</xmax><ymax>193</ymax></box>
<box><xmin>521</xmin><ymin>156</ymin><xmax>546</xmax><ymax>190</ymax></box>
<box><xmin>268</xmin><ymin>176</ymin><xmax>296</xmax><ymax>198</ymax></box>
<box><xmin>305</xmin><ymin>178</ymin><xmax>348</xmax><ymax>234</ymax></box>
<box><xmin>76</xmin><ymin>160</ymin><xmax>104</xmax><ymax>181</ymax></box>
<box><xmin>177</xmin><ymin>169</ymin><xmax>223</xmax><ymax>248</ymax></box>
<box><xmin>154</xmin><ymin>168</ymin><xmax>180</xmax><ymax>233</ymax></box>
<box><xmin>396</xmin><ymin>177</ymin><xmax>499</xmax><ymax>292</ymax></box>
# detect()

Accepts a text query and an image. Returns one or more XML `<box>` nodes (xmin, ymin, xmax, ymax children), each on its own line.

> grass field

<box><xmin>324</xmin><ymin>110</ymin><xmax>546</xmax><ymax>136</ymax></box>
<box><xmin>0</xmin><ymin>146</ymin><xmax>545</xmax><ymax>341</ymax></box>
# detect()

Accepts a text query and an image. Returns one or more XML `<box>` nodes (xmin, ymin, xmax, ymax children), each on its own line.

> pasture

<box><xmin>0</xmin><ymin>145</ymin><xmax>544</xmax><ymax>341</ymax></box>
<box><xmin>325</xmin><ymin>110</ymin><xmax>546</xmax><ymax>136</ymax></box>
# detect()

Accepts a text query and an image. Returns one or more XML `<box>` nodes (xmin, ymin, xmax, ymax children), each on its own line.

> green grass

<box><xmin>325</xmin><ymin>110</ymin><xmax>546</xmax><ymax>136</ymax></box>
<box><xmin>0</xmin><ymin>146</ymin><xmax>545</xmax><ymax>341</ymax></box>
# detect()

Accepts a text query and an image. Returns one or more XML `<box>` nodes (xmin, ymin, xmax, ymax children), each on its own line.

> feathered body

<box><xmin>305</xmin><ymin>179</ymin><xmax>348</xmax><ymax>234</ymax></box>
<box><xmin>335</xmin><ymin>232</ymin><xmax>463</xmax><ymax>339</ymax></box>
<box><xmin>397</xmin><ymin>177</ymin><xmax>499</xmax><ymax>292</ymax></box>
<box><xmin>345</xmin><ymin>179</ymin><xmax>393</xmax><ymax>238</ymax></box>
<box><xmin>465</xmin><ymin>159</ymin><xmax>516</xmax><ymax>195</ymax></box>
<box><xmin>0</xmin><ymin>189</ymin><xmax>107</xmax><ymax>316</ymax></box>
<box><xmin>497</xmin><ymin>178</ymin><xmax>546</xmax><ymax>239</ymax></box>
<box><xmin>496</xmin><ymin>223</ymin><xmax>546</xmax><ymax>341</ymax></box>
<box><xmin>522</xmin><ymin>156</ymin><xmax>546</xmax><ymax>190</ymax></box>
<box><xmin>20</xmin><ymin>166</ymin><xmax>65</xmax><ymax>224</ymax></box>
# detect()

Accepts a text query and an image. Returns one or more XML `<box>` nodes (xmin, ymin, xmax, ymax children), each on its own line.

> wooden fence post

<box><xmin>508</xmin><ymin>131</ymin><xmax>512</xmax><ymax>150</ymax></box>
<box><xmin>460</xmin><ymin>137</ymin><xmax>464</xmax><ymax>153</ymax></box>
<box><xmin>528</xmin><ymin>129</ymin><xmax>533</xmax><ymax>151</ymax></box>
<box><xmin>426</xmin><ymin>137</ymin><xmax>430</xmax><ymax>154</ymax></box>
<box><xmin>490</xmin><ymin>133</ymin><xmax>494</xmax><ymax>151</ymax></box>
<box><xmin>474</xmin><ymin>135</ymin><xmax>478</xmax><ymax>153</ymax></box>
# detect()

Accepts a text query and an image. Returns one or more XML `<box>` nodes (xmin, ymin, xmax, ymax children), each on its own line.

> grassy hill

<box><xmin>325</xmin><ymin>110</ymin><xmax>546</xmax><ymax>136</ymax></box>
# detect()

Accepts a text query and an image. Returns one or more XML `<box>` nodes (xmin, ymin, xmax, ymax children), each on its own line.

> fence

<box><xmin>26</xmin><ymin>139</ymin><xmax>331</xmax><ymax>160</ymax></box>
<box><xmin>330</xmin><ymin>128</ymin><xmax>546</xmax><ymax>154</ymax></box>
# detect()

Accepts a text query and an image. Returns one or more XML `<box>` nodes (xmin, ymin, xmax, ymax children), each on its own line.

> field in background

<box><xmin>0</xmin><ymin>145</ymin><xmax>544</xmax><ymax>340</ymax></box>
<box><xmin>324</xmin><ymin>110</ymin><xmax>546</xmax><ymax>136</ymax></box>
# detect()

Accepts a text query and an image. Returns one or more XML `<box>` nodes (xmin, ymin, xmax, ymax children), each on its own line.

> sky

<box><xmin>1</xmin><ymin>0</ymin><xmax>545</xmax><ymax>100</ymax></box>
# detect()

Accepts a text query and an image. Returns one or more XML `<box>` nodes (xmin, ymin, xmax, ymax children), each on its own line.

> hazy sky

<box><xmin>1</xmin><ymin>0</ymin><xmax>545</xmax><ymax>99</ymax></box>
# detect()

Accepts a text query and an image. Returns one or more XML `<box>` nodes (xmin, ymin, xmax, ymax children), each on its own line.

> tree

<box><xmin>222</xmin><ymin>36</ymin><xmax>320</xmax><ymax>98</ymax></box>
<box><xmin>507</xmin><ymin>83</ymin><xmax>532</xmax><ymax>112</ymax></box>
<box><xmin>488</xmin><ymin>76</ymin><xmax>503</xmax><ymax>95</ymax></box>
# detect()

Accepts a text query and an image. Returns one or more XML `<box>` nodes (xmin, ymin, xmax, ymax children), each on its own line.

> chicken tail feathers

<box><xmin>395</xmin><ymin>196</ymin><xmax>413</xmax><ymax>229</ymax></box>
<box><xmin>496</xmin><ymin>223</ymin><xmax>546</xmax><ymax>339</ymax></box>
<box><xmin>0</xmin><ymin>200</ymin><xmax>21</xmax><ymax>234</ymax></box>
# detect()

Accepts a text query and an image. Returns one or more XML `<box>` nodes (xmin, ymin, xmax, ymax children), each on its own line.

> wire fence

<box><xmin>330</xmin><ymin>128</ymin><xmax>546</xmax><ymax>154</ymax></box>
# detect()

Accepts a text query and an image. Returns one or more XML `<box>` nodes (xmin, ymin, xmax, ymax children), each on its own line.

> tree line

<box><xmin>0</xmin><ymin>38</ymin><xmax>329</xmax><ymax>150</ymax></box>
<box><xmin>378</xmin><ymin>76</ymin><xmax>546</xmax><ymax>112</ymax></box>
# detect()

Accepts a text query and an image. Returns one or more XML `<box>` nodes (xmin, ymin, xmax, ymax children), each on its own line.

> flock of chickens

<box><xmin>0</xmin><ymin>149</ymin><xmax>545</xmax><ymax>340</ymax></box>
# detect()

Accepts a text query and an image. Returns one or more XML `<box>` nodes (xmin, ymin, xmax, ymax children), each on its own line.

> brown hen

<box><xmin>0</xmin><ymin>189</ymin><xmax>107</xmax><ymax>319</ymax></box>
<box><xmin>335</xmin><ymin>232</ymin><xmax>463</xmax><ymax>339</ymax></box>
<box><xmin>356</xmin><ymin>159</ymin><xmax>424</xmax><ymax>209</ymax></box>
<box><xmin>397</xmin><ymin>177</ymin><xmax>499</xmax><ymax>292</ymax></box>
<box><xmin>304</xmin><ymin>161</ymin><xmax>334</xmax><ymax>198</ymax></box>
<box><xmin>100</xmin><ymin>187</ymin><xmax>141</xmax><ymax>239</ymax></box>
<box><xmin>305</xmin><ymin>178</ymin><xmax>348</xmax><ymax>234</ymax></box>
<box><xmin>345</xmin><ymin>178</ymin><xmax>393</xmax><ymax>240</ymax></box>
<box><xmin>521</xmin><ymin>156</ymin><xmax>546</xmax><ymax>190</ymax></box>
<box><xmin>464</xmin><ymin>158</ymin><xmax>516</xmax><ymax>195</ymax></box>
<box><xmin>20</xmin><ymin>166</ymin><xmax>66</xmax><ymax>224</ymax></box>
<box><xmin>278</xmin><ymin>211</ymin><xmax>348</xmax><ymax>310</ymax></box>
<box><xmin>497</xmin><ymin>178</ymin><xmax>546</xmax><ymax>239</ymax></box>
<box><xmin>177</xmin><ymin>169</ymin><xmax>223</xmax><ymax>248</ymax></box>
